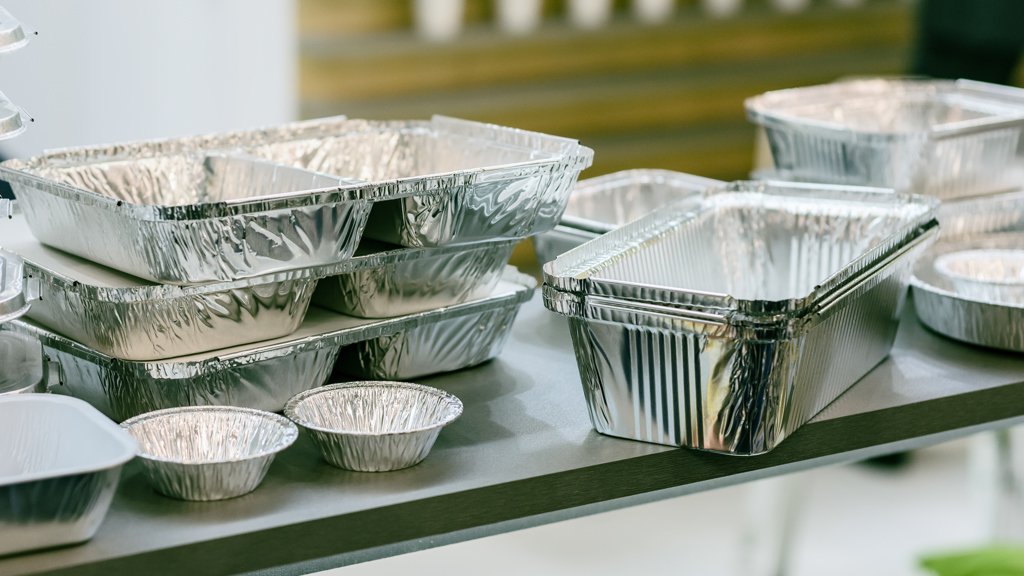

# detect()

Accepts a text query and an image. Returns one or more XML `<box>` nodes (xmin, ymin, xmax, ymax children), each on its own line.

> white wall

<box><xmin>0</xmin><ymin>0</ymin><xmax>296</xmax><ymax>159</ymax></box>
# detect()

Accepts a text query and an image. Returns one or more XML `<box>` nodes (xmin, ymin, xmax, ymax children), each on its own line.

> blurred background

<box><xmin>2</xmin><ymin>1</ymin><xmax>1023</xmax><ymax>574</ymax></box>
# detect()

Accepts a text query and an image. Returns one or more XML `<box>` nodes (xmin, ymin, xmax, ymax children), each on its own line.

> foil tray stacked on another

<box><xmin>0</xmin><ymin>248</ymin><xmax>50</xmax><ymax>396</ymax></box>
<box><xmin>544</xmin><ymin>181</ymin><xmax>939</xmax><ymax>455</ymax></box>
<box><xmin>746</xmin><ymin>79</ymin><xmax>1024</xmax><ymax>200</ymax></box>
<box><xmin>533</xmin><ymin>169</ymin><xmax>724</xmax><ymax>264</ymax></box>
<box><xmin>912</xmin><ymin>191</ymin><xmax>1024</xmax><ymax>352</ymax></box>
<box><xmin>1</xmin><ymin>270</ymin><xmax>535</xmax><ymax>422</ymax></box>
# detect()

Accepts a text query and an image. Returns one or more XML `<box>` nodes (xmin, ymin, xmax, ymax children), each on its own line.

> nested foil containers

<box><xmin>912</xmin><ymin>191</ymin><xmax>1024</xmax><ymax>352</ymax></box>
<box><xmin>1</xmin><ymin>270</ymin><xmax>534</xmax><ymax>421</ymax></box>
<box><xmin>0</xmin><ymin>115</ymin><xmax>592</xmax><ymax>284</ymax></box>
<box><xmin>0</xmin><ymin>394</ymin><xmax>136</xmax><ymax>556</ymax></box>
<box><xmin>544</xmin><ymin>181</ymin><xmax>939</xmax><ymax>455</ymax></box>
<box><xmin>0</xmin><ymin>249</ymin><xmax>49</xmax><ymax>396</ymax></box>
<box><xmin>746</xmin><ymin>79</ymin><xmax>1024</xmax><ymax>199</ymax></box>
<box><xmin>533</xmin><ymin>169</ymin><xmax>724</xmax><ymax>264</ymax></box>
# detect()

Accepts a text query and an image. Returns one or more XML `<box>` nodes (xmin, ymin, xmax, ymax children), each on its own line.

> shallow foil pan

<box><xmin>534</xmin><ymin>169</ymin><xmax>724</xmax><ymax>264</ymax></box>
<box><xmin>0</xmin><ymin>394</ymin><xmax>136</xmax><ymax>556</ymax></box>
<box><xmin>544</xmin><ymin>181</ymin><xmax>939</xmax><ymax>455</ymax></box>
<box><xmin>16</xmin><ymin>115</ymin><xmax>594</xmax><ymax>250</ymax></box>
<box><xmin>746</xmin><ymin>79</ymin><xmax>1024</xmax><ymax>199</ymax></box>
<box><xmin>2</xmin><ymin>269</ymin><xmax>535</xmax><ymax>422</ymax></box>
<box><xmin>1</xmin><ymin>209</ymin><xmax>521</xmax><ymax>360</ymax></box>
<box><xmin>912</xmin><ymin>191</ymin><xmax>1024</xmax><ymax>352</ymax></box>
<box><xmin>0</xmin><ymin>153</ymin><xmax>370</xmax><ymax>284</ymax></box>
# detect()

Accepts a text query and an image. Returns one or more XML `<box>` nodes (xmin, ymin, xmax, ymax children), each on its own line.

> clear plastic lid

<box><xmin>0</xmin><ymin>91</ymin><xmax>28</xmax><ymax>141</ymax></box>
<box><xmin>0</xmin><ymin>249</ymin><xmax>29</xmax><ymax>324</ymax></box>
<box><xmin>0</xmin><ymin>6</ymin><xmax>33</xmax><ymax>54</ymax></box>
<box><xmin>0</xmin><ymin>331</ymin><xmax>44</xmax><ymax>395</ymax></box>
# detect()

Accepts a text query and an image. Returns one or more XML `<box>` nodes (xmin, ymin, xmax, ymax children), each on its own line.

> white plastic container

<box><xmin>0</xmin><ymin>395</ymin><xmax>136</xmax><ymax>556</ymax></box>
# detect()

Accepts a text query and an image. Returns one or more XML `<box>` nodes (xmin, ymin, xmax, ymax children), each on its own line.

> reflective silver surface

<box><xmin>933</xmin><ymin>249</ymin><xmax>1024</xmax><ymax>303</ymax></box>
<box><xmin>534</xmin><ymin>169</ymin><xmax>724</xmax><ymax>264</ymax></box>
<box><xmin>1</xmin><ymin>153</ymin><xmax>371</xmax><ymax>284</ymax></box>
<box><xmin>0</xmin><ymin>249</ymin><xmax>29</xmax><ymax>324</ymax></box>
<box><xmin>0</xmin><ymin>6</ymin><xmax>31</xmax><ymax>54</ymax></box>
<box><xmin>746</xmin><ymin>79</ymin><xmax>1024</xmax><ymax>199</ymax></box>
<box><xmin>0</xmin><ymin>395</ymin><xmax>136</xmax><ymax>556</ymax></box>
<box><xmin>544</xmin><ymin>181</ymin><xmax>939</xmax><ymax>454</ymax></box>
<box><xmin>285</xmin><ymin>382</ymin><xmax>462</xmax><ymax>472</ymax></box>
<box><xmin>15</xmin><ymin>115</ymin><xmax>593</xmax><ymax>249</ymax></box>
<box><xmin>122</xmin><ymin>406</ymin><xmax>297</xmax><ymax>501</ymax></box>
<box><xmin>0</xmin><ymin>332</ymin><xmax>45</xmax><ymax>395</ymax></box>
<box><xmin>0</xmin><ymin>271</ymin><xmax>535</xmax><ymax>421</ymax></box>
<box><xmin>912</xmin><ymin>192</ymin><xmax>1024</xmax><ymax>351</ymax></box>
<box><xmin>0</xmin><ymin>91</ymin><xmax>26</xmax><ymax>142</ymax></box>
<box><xmin>314</xmin><ymin>239</ymin><xmax>515</xmax><ymax>318</ymax></box>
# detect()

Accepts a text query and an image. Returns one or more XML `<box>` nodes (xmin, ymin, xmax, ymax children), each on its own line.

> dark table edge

<box><xmin>19</xmin><ymin>379</ymin><xmax>1024</xmax><ymax>576</ymax></box>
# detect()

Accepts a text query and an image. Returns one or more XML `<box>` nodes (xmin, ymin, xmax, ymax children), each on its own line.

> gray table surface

<box><xmin>5</xmin><ymin>293</ymin><xmax>1024</xmax><ymax>576</ymax></box>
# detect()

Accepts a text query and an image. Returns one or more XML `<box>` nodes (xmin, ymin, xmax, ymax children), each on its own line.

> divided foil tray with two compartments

<box><xmin>544</xmin><ymin>181</ymin><xmax>939</xmax><ymax>455</ymax></box>
<box><xmin>0</xmin><ymin>115</ymin><xmax>593</xmax><ymax>284</ymax></box>
<box><xmin>533</xmin><ymin>169</ymin><xmax>725</xmax><ymax>264</ymax></box>
<box><xmin>1</xmin><ymin>269</ymin><xmax>536</xmax><ymax>422</ymax></box>
<box><xmin>912</xmin><ymin>190</ymin><xmax>1024</xmax><ymax>352</ymax></box>
<box><xmin>1</xmin><ymin>210</ymin><xmax>516</xmax><ymax>361</ymax></box>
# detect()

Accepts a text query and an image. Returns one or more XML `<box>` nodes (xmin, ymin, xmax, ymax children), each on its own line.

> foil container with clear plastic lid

<box><xmin>746</xmin><ymin>79</ymin><xmax>1024</xmax><ymax>199</ymax></box>
<box><xmin>544</xmin><ymin>181</ymin><xmax>939</xmax><ymax>455</ymax></box>
<box><xmin>912</xmin><ymin>191</ymin><xmax>1024</xmax><ymax>352</ymax></box>
<box><xmin>533</xmin><ymin>169</ymin><xmax>724</xmax><ymax>264</ymax></box>
<box><xmin>0</xmin><ymin>269</ymin><xmax>535</xmax><ymax>421</ymax></box>
<box><xmin>0</xmin><ymin>248</ymin><xmax>48</xmax><ymax>396</ymax></box>
<box><xmin>0</xmin><ymin>6</ymin><xmax>33</xmax><ymax>54</ymax></box>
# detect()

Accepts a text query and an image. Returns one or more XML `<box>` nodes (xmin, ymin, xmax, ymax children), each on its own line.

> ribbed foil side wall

<box><xmin>0</xmin><ymin>467</ymin><xmax>121</xmax><ymax>556</ymax></box>
<box><xmin>913</xmin><ymin>285</ymin><xmax>1024</xmax><ymax>351</ymax></box>
<box><xmin>13</xmin><ymin>183</ymin><xmax>372</xmax><ymax>285</ymax></box>
<box><xmin>27</xmin><ymin>271</ymin><xmax>318</xmax><ymax>361</ymax></box>
<box><xmin>306</xmin><ymin>428</ymin><xmax>441</xmax><ymax>472</ymax></box>
<box><xmin>43</xmin><ymin>345</ymin><xmax>340</xmax><ymax>422</ymax></box>
<box><xmin>313</xmin><ymin>242</ymin><xmax>513</xmax><ymax>318</ymax></box>
<box><xmin>336</xmin><ymin>306</ymin><xmax>519</xmax><ymax>380</ymax></box>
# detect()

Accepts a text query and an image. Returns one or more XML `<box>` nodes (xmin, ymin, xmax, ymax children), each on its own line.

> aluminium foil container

<box><xmin>0</xmin><ymin>6</ymin><xmax>32</xmax><ymax>55</ymax></box>
<box><xmin>912</xmin><ymin>191</ymin><xmax>1024</xmax><ymax>352</ymax></box>
<box><xmin>534</xmin><ymin>169</ymin><xmax>724</xmax><ymax>264</ymax></box>
<box><xmin>746</xmin><ymin>79</ymin><xmax>1024</xmax><ymax>199</ymax></box>
<box><xmin>0</xmin><ymin>394</ymin><xmax>136</xmax><ymax>556</ymax></box>
<box><xmin>543</xmin><ymin>181</ymin><xmax>939</xmax><ymax>455</ymax></box>
<box><xmin>1</xmin><ymin>269</ymin><xmax>535</xmax><ymax>422</ymax></box>
<box><xmin>0</xmin><ymin>152</ymin><xmax>370</xmax><ymax>284</ymax></box>
<box><xmin>1</xmin><ymin>209</ymin><xmax>519</xmax><ymax>359</ymax></box>
<box><xmin>0</xmin><ymin>248</ymin><xmax>30</xmax><ymax>324</ymax></box>
<box><xmin>10</xmin><ymin>115</ymin><xmax>594</xmax><ymax>252</ymax></box>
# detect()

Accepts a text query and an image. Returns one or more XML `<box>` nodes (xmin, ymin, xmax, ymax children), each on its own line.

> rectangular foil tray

<box><xmin>543</xmin><ymin>181</ymin><xmax>939</xmax><ymax>455</ymax></box>
<box><xmin>9</xmin><ymin>115</ymin><xmax>594</xmax><ymax>254</ymax></box>
<box><xmin>1</xmin><ymin>209</ymin><xmax>519</xmax><ymax>360</ymax></box>
<box><xmin>533</xmin><ymin>169</ymin><xmax>724</xmax><ymax>264</ymax></box>
<box><xmin>0</xmin><ymin>152</ymin><xmax>371</xmax><ymax>284</ymax></box>
<box><xmin>746</xmin><ymin>78</ymin><xmax>1024</xmax><ymax>199</ymax></box>
<box><xmin>911</xmin><ymin>191</ymin><xmax>1024</xmax><ymax>352</ymax></box>
<box><xmin>2</xmin><ymin>269</ymin><xmax>535</xmax><ymax>422</ymax></box>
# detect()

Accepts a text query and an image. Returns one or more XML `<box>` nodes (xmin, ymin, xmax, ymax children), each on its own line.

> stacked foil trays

<box><xmin>543</xmin><ymin>181</ymin><xmax>939</xmax><ymax>455</ymax></box>
<box><xmin>0</xmin><ymin>116</ymin><xmax>591</xmax><ymax>420</ymax></box>
<box><xmin>0</xmin><ymin>248</ymin><xmax>49</xmax><ymax>396</ymax></box>
<box><xmin>746</xmin><ymin>79</ymin><xmax>1024</xmax><ymax>199</ymax></box>
<box><xmin>912</xmin><ymin>191</ymin><xmax>1024</xmax><ymax>352</ymax></box>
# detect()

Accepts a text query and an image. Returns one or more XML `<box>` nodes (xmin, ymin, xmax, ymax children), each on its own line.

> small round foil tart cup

<box><xmin>934</xmin><ymin>249</ymin><xmax>1024</xmax><ymax>304</ymax></box>
<box><xmin>284</xmin><ymin>382</ymin><xmax>463</xmax><ymax>472</ymax></box>
<box><xmin>121</xmin><ymin>406</ymin><xmax>298</xmax><ymax>501</ymax></box>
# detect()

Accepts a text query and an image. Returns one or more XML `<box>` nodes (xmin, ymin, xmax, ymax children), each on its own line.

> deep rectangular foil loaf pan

<box><xmin>533</xmin><ymin>169</ymin><xmax>724</xmax><ymax>264</ymax></box>
<box><xmin>911</xmin><ymin>191</ymin><xmax>1024</xmax><ymax>352</ymax></box>
<box><xmin>2</xmin><ymin>269</ymin><xmax>535</xmax><ymax>422</ymax></box>
<box><xmin>544</xmin><ymin>181</ymin><xmax>938</xmax><ymax>455</ymax></box>
<box><xmin>746</xmin><ymin>79</ymin><xmax>1024</xmax><ymax>199</ymax></box>
<box><xmin>18</xmin><ymin>115</ymin><xmax>594</xmax><ymax>250</ymax></box>
<box><xmin>0</xmin><ymin>152</ymin><xmax>370</xmax><ymax>284</ymax></box>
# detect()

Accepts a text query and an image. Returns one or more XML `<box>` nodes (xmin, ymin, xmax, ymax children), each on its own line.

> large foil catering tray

<box><xmin>14</xmin><ymin>115</ymin><xmax>594</xmax><ymax>252</ymax></box>
<box><xmin>0</xmin><ymin>394</ymin><xmax>136</xmax><ymax>556</ymax></box>
<box><xmin>1</xmin><ymin>209</ymin><xmax>518</xmax><ymax>360</ymax></box>
<box><xmin>2</xmin><ymin>269</ymin><xmax>535</xmax><ymax>422</ymax></box>
<box><xmin>543</xmin><ymin>181</ymin><xmax>939</xmax><ymax>455</ymax></box>
<box><xmin>533</xmin><ymin>169</ymin><xmax>724</xmax><ymax>264</ymax></box>
<box><xmin>912</xmin><ymin>191</ymin><xmax>1024</xmax><ymax>352</ymax></box>
<box><xmin>0</xmin><ymin>152</ymin><xmax>370</xmax><ymax>284</ymax></box>
<box><xmin>746</xmin><ymin>79</ymin><xmax>1024</xmax><ymax>199</ymax></box>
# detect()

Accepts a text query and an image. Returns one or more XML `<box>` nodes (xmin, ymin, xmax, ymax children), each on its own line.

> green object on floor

<box><xmin>921</xmin><ymin>547</ymin><xmax>1024</xmax><ymax>576</ymax></box>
